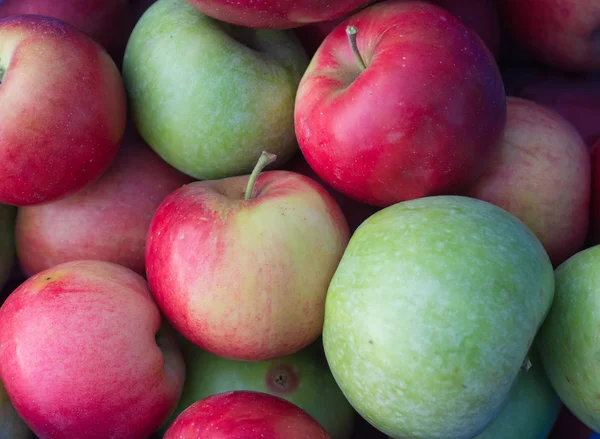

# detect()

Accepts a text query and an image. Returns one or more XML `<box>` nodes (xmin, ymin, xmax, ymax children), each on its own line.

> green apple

<box><xmin>0</xmin><ymin>379</ymin><xmax>32</xmax><ymax>439</ymax></box>
<box><xmin>122</xmin><ymin>0</ymin><xmax>308</xmax><ymax>180</ymax></box>
<box><xmin>474</xmin><ymin>345</ymin><xmax>561</xmax><ymax>439</ymax></box>
<box><xmin>323</xmin><ymin>195</ymin><xmax>555</xmax><ymax>439</ymax></box>
<box><xmin>161</xmin><ymin>338</ymin><xmax>355</xmax><ymax>438</ymax></box>
<box><xmin>0</xmin><ymin>205</ymin><xmax>16</xmax><ymax>290</ymax></box>
<box><xmin>537</xmin><ymin>244</ymin><xmax>600</xmax><ymax>431</ymax></box>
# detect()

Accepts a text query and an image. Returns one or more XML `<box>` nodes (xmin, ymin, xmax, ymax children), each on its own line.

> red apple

<box><xmin>164</xmin><ymin>391</ymin><xmax>331</xmax><ymax>439</ymax></box>
<box><xmin>295</xmin><ymin>1</ymin><xmax>506</xmax><ymax>207</ymax></box>
<box><xmin>285</xmin><ymin>152</ymin><xmax>379</xmax><ymax>232</ymax></box>
<box><xmin>504</xmin><ymin>69</ymin><xmax>600</xmax><ymax>148</ymax></box>
<box><xmin>0</xmin><ymin>260</ymin><xmax>186</xmax><ymax>439</ymax></box>
<box><xmin>146</xmin><ymin>152</ymin><xmax>349</xmax><ymax>361</ymax></box>
<box><xmin>588</xmin><ymin>139</ymin><xmax>600</xmax><ymax>244</ymax></box>
<box><xmin>15</xmin><ymin>128</ymin><xmax>193</xmax><ymax>277</ymax></box>
<box><xmin>185</xmin><ymin>0</ymin><xmax>373</xmax><ymax>29</ymax></box>
<box><xmin>464</xmin><ymin>97</ymin><xmax>591</xmax><ymax>267</ymax></box>
<box><xmin>0</xmin><ymin>15</ymin><xmax>127</xmax><ymax>207</ymax></box>
<box><xmin>501</xmin><ymin>0</ymin><xmax>600</xmax><ymax>71</ymax></box>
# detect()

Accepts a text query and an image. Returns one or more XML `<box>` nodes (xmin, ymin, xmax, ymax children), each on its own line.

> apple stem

<box><xmin>346</xmin><ymin>25</ymin><xmax>366</xmax><ymax>71</ymax></box>
<box><xmin>245</xmin><ymin>151</ymin><xmax>277</xmax><ymax>200</ymax></box>
<box><xmin>521</xmin><ymin>356</ymin><xmax>532</xmax><ymax>372</ymax></box>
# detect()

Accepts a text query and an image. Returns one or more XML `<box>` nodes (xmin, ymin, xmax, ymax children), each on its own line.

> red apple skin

<box><xmin>501</xmin><ymin>0</ymin><xmax>600</xmax><ymax>71</ymax></box>
<box><xmin>465</xmin><ymin>97</ymin><xmax>591</xmax><ymax>267</ymax></box>
<box><xmin>589</xmin><ymin>139</ymin><xmax>600</xmax><ymax>244</ymax></box>
<box><xmin>15</xmin><ymin>130</ymin><xmax>193</xmax><ymax>277</ymax></box>
<box><xmin>186</xmin><ymin>0</ymin><xmax>373</xmax><ymax>29</ymax></box>
<box><xmin>164</xmin><ymin>391</ymin><xmax>331</xmax><ymax>439</ymax></box>
<box><xmin>0</xmin><ymin>15</ymin><xmax>126</xmax><ymax>207</ymax></box>
<box><xmin>146</xmin><ymin>171</ymin><xmax>350</xmax><ymax>361</ymax></box>
<box><xmin>0</xmin><ymin>260</ymin><xmax>186</xmax><ymax>439</ymax></box>
<box><xmin>295</xmin><ymin>1</ymin><xmax>506</xmax><ymax>207</ymax></box>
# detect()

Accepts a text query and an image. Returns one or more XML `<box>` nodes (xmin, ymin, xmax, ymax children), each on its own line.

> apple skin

<box><xmin>589</xmin><ymin>140</ymin><xmax>600</xmax><ymax>244</ymax></box>
<box><xmin>0</xmin><ymin>15</ymin><xmax>126</xmax><ymax>207</ymax></box>
<box><xmin>164</xmin><ymin>391</ymin><xmax>331</xmax><ymax>438</ymax></box>
<box><xmin>145</xmin><ymin>169</ymin><xmax>350</xmax><ymax>361</ymax></box>
<box><xmin>464</xmin><ymin>97</ymin><xmax>591</xmax><ymax>267</ymax></box>
<box><xmin>536</xmin><ymin>245</ymin><xmax>600</xmax><ymax>432</ymax></box>
<box><xmin>323</xmin><ymin>195</ymin><xmax>554</xmax><ymax>439</ymax></box>
<box><xmin>0</xmin><ymin>206</ymin><xmax>15</xmax><ymax>291</ymax></box>
<box><xmin>0</xmin><ymin>260</ymin><xmax>186</xmax><ymax>439</ymax></box>
<box><xmin>123</xmin><ymin>0</ymin><xmax>309</xmax><ymax>181</ymax></box>
<box><xmin>295</xmin><ymin>1</ymin><xmax>506</xmax><ymax>207</ymax></box>
<box><xmin>501</xmin><ymin>0</ymin><xmax>600</xmax><ymax>71</ymax></box>
<box><xmin>163</xmin><ymin>338</ymin><xmax>355</xmax><ymax>438</ymax></box>
<box><xmin>15</xmin><ymin>129</ymin><xmax>193</xmax><ymax>277</ymax></box>
<box><xmin>472</xmin><ymin>346</ymin><xmax>561</xmax><ymax>439</ymax></box>
<box><xmin>185</xmin><ymin>0</ymin><xmax>373</xmax><ymax>29</ymax></box>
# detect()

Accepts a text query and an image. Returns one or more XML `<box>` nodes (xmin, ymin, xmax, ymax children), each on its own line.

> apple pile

<box><xmin>0</xmin><ymin>0</ymin><xmax>599</xmax><ymax>438</ymax></box>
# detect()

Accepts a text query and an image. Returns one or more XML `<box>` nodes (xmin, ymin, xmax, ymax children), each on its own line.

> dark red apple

<box><xmin>295</xmin><ymin>1</ymin><xmax>506</xmax><ymax>207</ymax></box>
<box><xmin>186</xmin><ymin>0</ymin><xmax>373</xmax><ymax>29</ymax></box>
<box><xmin>163</xmin><ymin>391</ymin><xmax>330</xmax><ymax>438</ymax></box>
<box><xmin>15</xmin><ymin>129</ymin><xmax>193</xmax><ymax>277</ymax></box>
<box><xmin>501</xmin><ymin>0</ymin><xmax>600</xmax><ymax>71</ymax></box>
<box><xmin>589</xmin><ymin>139</ymin><xmax>600</xmax><ymax>244</ymax></box>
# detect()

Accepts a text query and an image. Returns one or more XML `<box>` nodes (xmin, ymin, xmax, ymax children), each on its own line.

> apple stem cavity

<box><xmin>346</xmin><ymin>25</ymin><xmax>366</xmax><ymax>72</ymax></box>
<box><xmin>244</xmin><ymin>151</ymin><xmax>277</xmax><ymax>200</ymax></box>
<box><xmin>521</xmin><ymin>356</ymin><xmax>532</xmax><ymax>372</ymax></box>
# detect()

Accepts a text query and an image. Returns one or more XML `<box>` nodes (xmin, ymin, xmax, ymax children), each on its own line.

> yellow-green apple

<box><xmin>464</xmin><ymin>97</ymin><xmax>591</xmax><ymax>267</ymax></box>
<box><xmin>0</xmin><ymin>0</ymin><xmax>138</xmax><ymax>64</ymax></box>
<box><xmin>145</xmin><ymin>152</ymin><xmax>350</xmax><ymax>361</ymax></box>
<box><xmin>473</xmin><ymin>346</ymin><xmax>561</xmax><ymax>439</ymax></box>
<box><xmin>0</xmin><ymin>205</ymin><xmax>15</xmax><ymax>290</ymax></box>
<box><xmin>501</xmin><ymin>0</ymin><xmax>600</xmax><ymax>71</ymax></box>
<box><xmin>295</xmin><ymin>1</ymin><xmax>506</xmax><ymax>207</ymax></box>
<box><xmin>123</xmin><ymin>0</ymin><xmax>308</xmax><ymax>181</ymax></box>
<box><xmin>589</xmin><ymin>140</ymin><xmax>600</xmax><ymax>244</ymax></box>
<box><xmin>185</xmin><ymin>0</ymin><xmax>373</xmax><ymax>29</ymax></box>
<box><xmin>0</xmin><ymin>260</ymin><xmax>186</xmax><ymax>439</ymax></box>
<box><xmin>164</xmin><ymin>338</ymin><xmax>355</xmax><ymax>438</ymax></box>
<box><xmin>0</xmin><ymin>378</ymin><xmax>32</xmax><ymax>439</ymax></box>
<box><xmin>0</xmin><ymin>15</ymin><xmax>126</xmax><ymax>206</ymax></box>
<box><xmin>164</xmin><ymin>391</ymin><xmax>331</xmax><ymax>438</ymax></box>
<box><xmin>15</xmin><ymin>128</ymin><xmax>193</xmax><ymax>276</ymax></box>
<box><xmin>537</xmin><ymin>245</ymin><xmax>600</xmax><ymax>432</ymax></box>
<box><xmin>323</xmin><ymin>196</ymin><xmax>554</xmax><ymax>439</ymax></box>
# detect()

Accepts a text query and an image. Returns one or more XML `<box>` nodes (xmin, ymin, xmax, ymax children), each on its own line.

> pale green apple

<box><xmin>0</xmin><ymin>205</ymin><xmax>15</xmax><ymax>290</ymax></box>
<box><xmin>474</xmin><ymin>345</ymin><xmax>561</xmax><ymax>439</ymax></box>
<box><xmin>161</xmin><ymin>338</ymin><xmax>355</xmax><ymax>438</ymax></box>
<box><xmin>537</xmin><ymin>244</ymin><xmax>600</xmax><ymax>431</ymax></box>
<box><xmin>0</xmin><ymin>379</ymin><xmax>32</xmax><ymax>439</ymax></box>
<box><xmin>122</xmin><ymin>0</ymin><xmax>308</xmax><ymax>180</ymax></box>
<box><xmin>323</xmin><ymin>195</ymin><xmax>555</xmax><ymax>439</ymax></box>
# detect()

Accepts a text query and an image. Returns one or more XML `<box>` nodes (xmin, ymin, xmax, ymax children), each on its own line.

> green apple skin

<box><xmin>0</xmin><ymin>379</ymin><xmax>33</xmax><ymax>439</ymax></box>
<box><xmin>537</xmin><ymin>244</ymin><xmax>600</xmax><ymax>431</ymax></box>
<box><xmin>474</xmin><ymin>346</ymin><xmax>561</xmax><ymax>439</ymax></box>
<box><xmin>323</xmin><ymin>195</ymin><xmax>555</xmax><ymax>439</ymax></box>
<box><xmin>122</xmin><ymin>0</ymin><xmax>308</xmax><ymax>181</ymax></box>
<box><xmin>161</xmin><ymin>338</ymin><xmax>355</xmax><ymax>438</ymax></box>
<box><xmin>0</xmin><ymin>205</ymin><xmax>16</xmax><ymax>290</ymax></box>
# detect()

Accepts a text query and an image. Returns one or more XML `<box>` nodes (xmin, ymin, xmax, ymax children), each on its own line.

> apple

<box><xmin>0</xmin><ymin>206</ymin><xmax>15</xmax><ymax>291</ymax></box>
<box><xmin>285</xmin><ymin>152</ymin><xmax>379</xmax><ymax>232</ymax></box>
<box><xmin>164</xmin><ymin>391</ymin><xmax>331</xmax><ymax>438</ymax></box>
<box><xmin>295</xmin><ymin>1</ymin><xmax>506</xmax><ymax>207</ymax></box>
<box><xmin>589</xmin><ymin>140</ymin><xmax>600</xmax><ymax>245</ymax></box>
<box><xmin>536</xmin><ymin>245</ymin><xmax>600</xmax><ymax>432</ymax></box>
<box><xmin>164</xmin><ymin>338</ymin><xmax>355</xmax><ymax>438</ymax></box>
<box><xmin>0</xmin><ymin>15</ymin><xmax>126</xmax><ymax>207</ymax></box>
<box><xmin>473</xmin><ymin>346</ymin><xmax>561</xmax><ymax>439</ymax></box>
<box><xmin>123</xmin><ymin>0</ymin><xmax>308</xmax><ymax>181</ymax></box>
<box><xmin>323</xmin><ymin>195</ymin><xmax>555</xmax><ymax>439</ymax></box>
<box><xmin>504</xmin><ymin>69</ymin><xmax>600</xmax><ymax>147</ymax></box>
<box><xmin>146</xmin><ymin>151</ymin><xmax>350</xmax><ymax>361</ymax></box>
<box><xmin>15</xmin><ymin>128</ymin><xmax>193</xmax><ymax>277</ymax></box>
<box><xmin>0</xmin><ymin>379</ymin><xmax>32</xmax><ymax>439</ymax></box>
<box><xmin>501</xmin><ymin>0</ymin><xmax>600</xmax><ymax>71</ymax></box>
<box><xmin>185</xmin><ymin>0</ymin><xmax>373</xmax><ymax>29</ymax></box>
<box><xmin>0</xmin><ymin>260</ymin><xmax>186</xmax><ymax>439</ymax></box>
<box><xmin>464</xmin><ymin>97</ymin><xmax>591</xmax><ymax>267</ymax></box>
